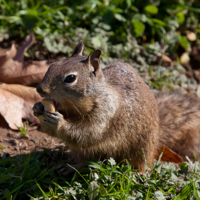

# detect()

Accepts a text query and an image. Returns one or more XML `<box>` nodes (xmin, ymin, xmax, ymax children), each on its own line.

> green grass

<box><xmin>0</xmin><ymin>149</ymin><xmax>200</xmax><ymax>199</ymax></box>
<box><xmin>15</xmin><ymin>121</ymin><xmax>29</xmax><ymax>137</ymax></box>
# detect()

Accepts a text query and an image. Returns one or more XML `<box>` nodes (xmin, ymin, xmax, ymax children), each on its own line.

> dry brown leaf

<box><xmin>0</xmin><ymin>60</ymin><xmax>49</xmax><ymax>85</ymax></box>
<box><xmin>0</xmin><ymin>43</ymin><xmax>17</xmax><ymax>67</ymax></box>
<box><xmin>155</xmin><ymin>145</ymin><xmax>184</xmax><ymax>163</ymax></box>
<box><xmin>0</xmin><ymin>31</ymin><xmax>49</xmax><ymax>86</ymax></box>
<box><xmin>161</xmin><ymin>54</ymin><xmax>174</xmax><ymax>66</ymax></box>
<box><xmin>13</xmin><ymin>29</ymin><xmax>35</xmax><ymax>62</ymax></box>
<box><xmin>0</xmin><ymin>88</ymin><xmax>39</xmax><ymax>130</ymax></box>
<box><xmin>0</xmin><ymin>83</ymin><xmax>42</xmax><ymax>105</ymax></box>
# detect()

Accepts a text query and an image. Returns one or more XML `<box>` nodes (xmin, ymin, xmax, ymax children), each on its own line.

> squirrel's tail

<box><xmin>155</xmin><ymin>92</ymin><xmax>200</xmax><ymax>161</ymax></box>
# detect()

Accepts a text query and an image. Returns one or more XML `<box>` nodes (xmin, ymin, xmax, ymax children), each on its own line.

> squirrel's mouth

<box><xmin>42</xmin><ymin>98</ymin><xmax>82</xmax><ymax>120</ymax></box>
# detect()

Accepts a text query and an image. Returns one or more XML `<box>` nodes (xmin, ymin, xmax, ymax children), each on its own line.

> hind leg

<box><xmin>131</xmin><ymin>158</ymin><xmax>145</xmax><ymax>174</ymax></box>
<box><xmin>131</xmin><ymin>149</ymin><xmax>154</xmax><ymax>174</ymax></box>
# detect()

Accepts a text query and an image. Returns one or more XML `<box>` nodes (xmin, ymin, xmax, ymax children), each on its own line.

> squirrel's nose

<box><xmin>36</xmin><ymin>83</ymin><xmax>48</xmax><ymax>97</ymax></box>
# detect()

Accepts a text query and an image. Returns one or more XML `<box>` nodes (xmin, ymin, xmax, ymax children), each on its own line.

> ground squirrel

<box><xmin>33</xmin><ymin>41</ymin><xmax>200</xmax><ymax>174</ymax></box>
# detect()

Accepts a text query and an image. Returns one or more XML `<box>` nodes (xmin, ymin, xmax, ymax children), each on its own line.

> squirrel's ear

<box><xmin>86</xmin><ymin>49</ymin><xmax>104</xmax><ymax>80</ymax></box>
<box><xmin>86</xmin><ymin>49</ymin><xmax>101</xmax><ymax>71</ymax></box>
<box><xmin>72</xmin><ymin>40</ymin><xmax>84</xmax><ymax>57</ymax></box>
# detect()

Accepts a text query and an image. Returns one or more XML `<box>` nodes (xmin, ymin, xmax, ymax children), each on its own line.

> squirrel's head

<box><xmin>37</xmin><ymin>41</ymin><xmax>104</xmax><ymax>116</ymax></box>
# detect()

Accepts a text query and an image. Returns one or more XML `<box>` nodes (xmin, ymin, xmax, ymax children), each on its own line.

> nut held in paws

<box><xmin>41</xmin><ymin>99</ymin><xmax>55</xmax><ymax>112</ymax></box>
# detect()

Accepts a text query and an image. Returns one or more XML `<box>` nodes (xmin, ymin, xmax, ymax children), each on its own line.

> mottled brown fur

<box><xmin>33</xmin><ymin>41</ymin><xmax>159</xmax><ymax>173</ymax></box>
<box><xmin>33</xmin><ymin>41</ymin><xmax>200</xmax><ymax>175</ymax></box>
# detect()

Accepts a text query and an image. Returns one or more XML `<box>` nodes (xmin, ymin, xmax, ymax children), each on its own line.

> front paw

<box><xmin>33</xmin><ymin>102</ymin><xmax>44</xmax><ymax>117</ymax></box>
<box><xmin>43</xmin><ymin>111</ymin><xmax>64</xmax><ymax>125</ymax></box>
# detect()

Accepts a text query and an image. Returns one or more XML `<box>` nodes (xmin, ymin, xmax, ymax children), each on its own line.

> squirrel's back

<box><xmin>101</xmin><ymin>62</ymin><xmax>159</xmax><ymax>171</ymax></box>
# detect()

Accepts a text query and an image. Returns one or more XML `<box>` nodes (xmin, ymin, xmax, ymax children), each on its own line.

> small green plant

<box><xmin>15</xmin><ymin>121</ymin><xmax>29</xmax><ymax>137</ymax></box>
<box><xmin>0</xmin><ymin>143</ymin><xmax>4</xmax><ymax>152</ymax></box>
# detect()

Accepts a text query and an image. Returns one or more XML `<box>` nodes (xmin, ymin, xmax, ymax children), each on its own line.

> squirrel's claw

<box><xmin>43</xmin><ymin>111</ymin><xmax>63</xmax><ymax>125</ymax></box>
<box><xmin>33</xmin><ymin>102</ymin><xmax>63</xmax><ymax>125</ymax></box>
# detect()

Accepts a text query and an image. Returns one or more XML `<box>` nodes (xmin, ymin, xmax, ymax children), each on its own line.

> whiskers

<box><xmin>54</xmin><ymin>90</ymin><xmax>83</xmax><ymax>119</ymax></box>
<box><xmin>67</xmin><ymin>98</ymin><xmax>82</xmax><ymax>116</ymax></box>
<box><xmin>61</xmin><ymin>101</ymin><xmax>68</xmax><ymax>118</ymax></box>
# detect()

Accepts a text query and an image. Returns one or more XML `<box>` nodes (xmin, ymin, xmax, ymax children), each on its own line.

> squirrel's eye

<box><xmin>64</xmin><ymin>75</ymin><xmax>76</xmax><ymax>83</ymax></box>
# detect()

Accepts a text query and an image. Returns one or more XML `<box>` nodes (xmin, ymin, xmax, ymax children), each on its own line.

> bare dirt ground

<box><xmin>0</xmin><ymin>116</ymin><xmax>64</xmax><ymax>158</ymax></box>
